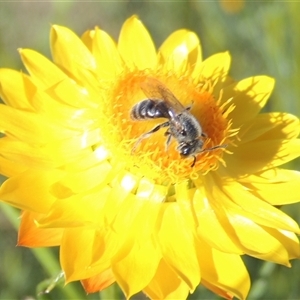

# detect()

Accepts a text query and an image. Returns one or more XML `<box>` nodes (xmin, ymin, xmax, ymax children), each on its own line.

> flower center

<box><xmin>101</xmin><ymin>71</ymin><xmax>234</xmax><ymax>184</ymax></box>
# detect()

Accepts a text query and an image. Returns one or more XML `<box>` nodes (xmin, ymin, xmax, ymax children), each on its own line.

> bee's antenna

<box><xmin>204</xmin><ymin>144</ymin><xmax>227</xmax><ymax>152</ymax></box>
<box><xmin>191</xmin><ymin>144</ymin><xmax>227</xmax><ymax>167</ymax></box>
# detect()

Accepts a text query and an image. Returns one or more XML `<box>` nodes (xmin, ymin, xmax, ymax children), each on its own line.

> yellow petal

<box><xmin>260</xmin><ymin>227</ymin><xmax>300</xmax><ymax>260</ymax></box>
<box><xmin>90</xmin><ymin>229</ymin><xmax>123</xmax><ymax>273</ymax></box>
<box><xmin>0</xmin><ymin>137</ymin><xmax>61</xmax><ymax>169</ymax></box>
<box><xmin>81</xmin><ymin>269</ymin><xmax>115</xmax><ymax>293</ymax></box>
<box><xmin>240</xmin><ymin>168</ymin><xmax>300</xmax><ymax>205</ymax></box>
<box><xmin>158</xmin><ymin>203</ymin><xmax>200</xmax><ymax>291</ymax></box>
<box><xmin>18</xmin><ymin>211</ymin><xmax>63</xmax><ymax>247</ymax></box>
<box><xmin>118</xmin><ymin>16</ymin><xmax>156</xmax><ymax>70</ymax></box>
<box><xmin>226</xmin><ymin>212</ymin><xmax>292</xmax><ymax>265</ymax></box>
<box><xmin>84</xmin><ymin>28</ymin><xmax>123</xmax><ymax>78</ymax></box>
<box><xmin>0</xmin><ymin>169</ymin><xmax>62</xmax><ymax>213</ymax></box>
<box><xmin>218</xmin><ymin>177</ymin><xmax>300</xmax><ymax>233</ymax></box>
<box><xmin>225</xmin><ymin>113</ymin><xmax>300</xmax><ymax>176</ymax></box>
<box><xmin>226</xmin><ymin>137</ymin><xmax>300</xmax><ymax>176</ymax></box>
<box><xmin>61</xmin><ymin>228</ymin><xmax>104</xmax><ymax>282</ymax></box>
<box><xmin>90</xmin><ymin>197</ymin><xmax>162</xmax><ymax>294</ymax></box>
<box><xmin>223</xmin><ymin>76</ymin><xmax>275</xmax><ymax>127</ymax></box>
<box><xmin>198</xmin><ymin>242</ymin><xmax>250</xmax><ymax>300</ymax></box>
<box><xmin>29</xmin><ymin>87</ymin><xmax>99</xmax><ymax>131</ymax></box>
<box><xmin>81</xmin><ymin>29</ymin><xmax>93</xmax><ymax>52</ymax></box>
<box><xmin>175</xmin><ymin>180</ymin><xmax>243</xmax><ymax>254</ymax></box>
<box><xmin>46</xmin><ymin>77</ymin><xmax>99</xmax><ymax>109</ymax></box>
<box><xmin>111</xmin><ymin>185</ymin><xmax>163</xmax><ymax>237</ymax></box>
<box><xmin>21</xmin><ymin>49</ymin><xmax>98</xmax><ymax>109</ymax></box>
<box><xmin>192</xmin><ymin>188</ymin><xmax>244</xmax><ymax>254</ymax></box>
<box><xmin>0</xmin><ymin>104</ymin><xmax>75</xmax><ymax>144</ymax></box>
<box><xmin>143</xmin><ymin>259</ymin><xmax>189</xmax><ymax>299</ymax></box>
<box><xmin>51</xmin><ymin>25</ymin><xmax>96</xmax><ymax>70</ymax></box>
<box><xmin>109</xmin><ymin>185</ymin><xmax>162</xmax><ymax>297</ymax></box>
<box><xmin>98</xmin><ymin>174</ymin><xmax>140</xmax><ymax>230</ymax></box>
<box><xmin>200</xmin><ymin>173</ymin><xmax>300</xmax><ymax>265</ymax></box>
<box><xmin>50</xmin><ymin>25</ymin><xmax>98</xmax><ymax>85</ymax></box>
<box><xmin>0</xmin><ymin>156</ymin><xmax>27</xmax><ymax>178</ymax></box>
<box><xmin>196</xmin><ymin>52</ymin><xmax>231</xmax><ymax>85</ymax></box>
<box><xmin>19</xmin><ymin>49</ymin><xmax>68</xmax><ymax>88</ymax></box>
<box><xmin>58</xmin><ymin>161</ymin><xmax>112</xmax><ymax>193</ymax></box>
<box><xmin>62</xmin><ymin>144</ymin><xmax>108</xmax><ymax>171</ymax></box>
<box><xmin>201</xmin><ymin>279</ymin><xmax>234</xmax><ymax>300</ymax></box>
<box><xmin>159</xmin><ymin>29</ymin><xmax>201</xmax><ymax>73</ymax></box>
<box><xmin>112</xmin><ymin>233</ymin><xmax>161</xmax><ymax>298</ymax></box>
<box><xmin>238</xmin><ymin>112</ymin><xmax>300</xmax><ymax>143</ymax></box>
<box><xmin>0</xmin><ymin>69</ymin><xmax>32</xmax><ymax>109</ymax></box>
<box><xmin>38</xmin><ymin>187</ymin><xmax>110</xmax><ymax>228</ymax></box>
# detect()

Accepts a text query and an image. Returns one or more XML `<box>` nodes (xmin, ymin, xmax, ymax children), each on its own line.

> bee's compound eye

<box><xmin>178</xmin><ymin>139</ymin><xmax>204</xmax><ymax>157</ymax></box>
<box><xmin>180</xmin><ymin>130</ymin><xmax>187</xmax><ymax>136</ymax></box>
<box><xmin>178</xmin><ymin>143</ymin><xmax>192</xmax><ymax>157</ymax></box>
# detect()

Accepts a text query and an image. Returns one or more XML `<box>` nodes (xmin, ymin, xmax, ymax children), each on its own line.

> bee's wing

<box><xmin>140</xmin><ymin>78</ymin><xmax>185</xmax><ymax>118</ymax></box>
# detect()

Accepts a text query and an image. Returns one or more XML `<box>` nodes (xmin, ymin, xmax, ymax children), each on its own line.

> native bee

<box><xmin>130</xmin><ymin>78</ymin><xmax>226</xmax><ymax>166</ymax></box>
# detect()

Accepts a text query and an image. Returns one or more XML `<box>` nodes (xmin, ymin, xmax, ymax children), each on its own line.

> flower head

<box><xmin>0</xmin><ymin>16</ymin><xmax>300</xmax><ymax>299</ymax></box>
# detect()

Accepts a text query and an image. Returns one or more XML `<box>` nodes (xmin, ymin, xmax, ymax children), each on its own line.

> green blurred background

<box><xmin>0</xmin><ymin>1</ymin><xmax>300</xmax><ymax>299</ymax></box>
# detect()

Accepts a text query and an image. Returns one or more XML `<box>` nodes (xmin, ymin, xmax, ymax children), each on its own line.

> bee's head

<box><xmin>178</xmin><ymin>139</ymin><xmax>204</xmax><ymax>157</ymax></box>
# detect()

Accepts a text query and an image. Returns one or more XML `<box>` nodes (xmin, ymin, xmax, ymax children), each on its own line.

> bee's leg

<box><xmin>185</xmin><ymin>105</ymin><xmax>192</xmax><ymax>111</ymax></box>
<box><xmin>185</xmin><ymin>100</ymin><xmax>194</xmax><ymax>111</ymax></box>
<box><xmin>132</xmin><ymin>121</ymin><xmax>170</xmax><ymax>153</ymax></box>
<box><xmin>191</xmin><ymin>155</ymin><xmax>196</xmax><ymax>167</ymax></box>
<box><xmin>164</xmin><ymin>130</ymin><xmax>172</xmax><ymax>151</ymax></box>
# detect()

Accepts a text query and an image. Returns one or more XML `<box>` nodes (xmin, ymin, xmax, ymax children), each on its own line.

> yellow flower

<box><xmin>0</xmin><ymin>15</ymin><xmax>300</xmax><ymax>299</ymax></box>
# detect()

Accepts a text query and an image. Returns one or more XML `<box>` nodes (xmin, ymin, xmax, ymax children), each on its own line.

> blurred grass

<box><xmin>0</xmin><ymin>1</ymin><xmax>300</xmax><ymax>299</ymax></box>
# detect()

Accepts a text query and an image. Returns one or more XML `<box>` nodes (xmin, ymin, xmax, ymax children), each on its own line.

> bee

<box><xmin>130</xmin><ymin>78</ymin><xmax>226</xmax><ymax>167</ymax></box>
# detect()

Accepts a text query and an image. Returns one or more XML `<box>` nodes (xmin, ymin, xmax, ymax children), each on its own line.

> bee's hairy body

<box><xmin>130</xmin><ymin>78</ymin><xmax>226</xmax><ymax>167</ymax></box>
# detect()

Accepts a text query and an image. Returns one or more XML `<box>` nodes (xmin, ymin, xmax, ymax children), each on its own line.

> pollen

<box><xmin>101</xmin><ymin>71</ymin><xmax>234</xmax><ymax>184</ymax></box>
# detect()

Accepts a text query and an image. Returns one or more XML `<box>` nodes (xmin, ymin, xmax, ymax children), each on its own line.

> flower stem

<box><xmin>248</xmin><ymin>261</ymin><xmax>275</xmax><ymax>299</ymax></box>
